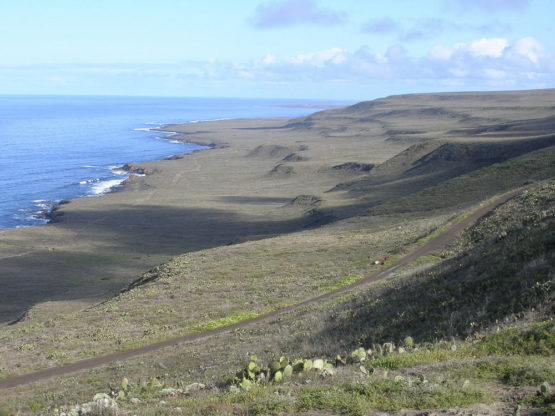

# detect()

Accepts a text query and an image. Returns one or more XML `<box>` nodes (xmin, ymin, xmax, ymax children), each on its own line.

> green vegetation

<box><xmin>322</xmin><ymin>273</ymin><xmax>363</xmax><ymax>291</ymax></box>
<box><xmin>301</xmin><ymin>180</ymin><xmax>554</xmax><ymax>356</ymax></box>
<box><xmin>0</xmin><ymin>210</ymin><xmax>447</xmax><ymax>379</ymax></box>
<box><xmin>297</xmin><ymin>379</ymin><xmax>490</xmax><ymax>415</ymax></box>
<box><xmin>24</xmin><ymin>320</ymin><xmax>551</xmax><ymax>415</ymax></box>
<box><xmin>2</xmin><ymin>179</ymin><xmax>553</xmax><ymax>415</ymax></box>
<box><xmin>1</xmin><ymin>91</ymin><xmax>554</xmax><ymax>415</ymax></box>
<box><xmin>191</xmin><ymin>311</ymin><xmax>263</xmax><ymax>332</ymax></box>
<box><xmin>475</xmin><ymin>320</ymin><xmax>554</xmax><ymax>356</ymax></box>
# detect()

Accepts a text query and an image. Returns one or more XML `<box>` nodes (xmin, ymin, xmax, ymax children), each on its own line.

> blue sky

<box><xmin>0</xmin><ymin>0</ymin><xmax>553</xmax><ymax>100</ymax></box>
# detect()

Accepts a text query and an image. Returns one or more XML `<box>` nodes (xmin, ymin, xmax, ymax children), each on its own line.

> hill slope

<box><xmin>0</xmin><ymin>89</ymin><xmax>553</xmax><ymax>415</ymax></box>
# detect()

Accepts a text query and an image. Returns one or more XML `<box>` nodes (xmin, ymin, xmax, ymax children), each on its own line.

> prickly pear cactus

<box><xmin>239</xmin><ymin>379</ymin><xmax>253</xmax><ymax>391</ymax></box>
<box><xmin>293</xmin><ymin>359</ymin><xmax>304</xmax><ymax>373</ymax></box>
<box><xmin>383</xmin><ymin>342</ymin><xmax>395</xmax><ymax>354</ymax></box>
<box><xmin>313</xmin><ymin>359</ymin><xmax>324</xmax><ymax>370</ymax></box>
<box><xmin>283</xmin><ymin>364</ymin><xmax>293</xmax><ymax>379</ymax></box>
<box><xmin>348</xmin><ymin>347</ymin><xmax>366</xmax><ymax>364</ymax></box>
<box><xmin>269</xmin><ymin>360</ymin><xmax>281</xmax><ymax>375</ymax></box>
<box><xmin>357</xmin><ymin>347</ymin><xmax>367</xmax><ymax>361</ymax></box>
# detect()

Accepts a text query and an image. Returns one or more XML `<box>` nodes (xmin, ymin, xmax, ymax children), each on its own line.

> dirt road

<box><xmin>0</xmin><ymin>189</ymin><xmax>520</xmax><ymax>390</ymax></box>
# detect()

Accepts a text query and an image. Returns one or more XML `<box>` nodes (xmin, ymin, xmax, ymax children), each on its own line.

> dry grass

<box><xmin>0</xmin><ymin>211</ymin><xmax>450</xmax><ymax>378</ymax></box>
<box><xmin>0</xmin><ymin>89</ymin><xmax>554</xmax><ymax>414</ymax></box>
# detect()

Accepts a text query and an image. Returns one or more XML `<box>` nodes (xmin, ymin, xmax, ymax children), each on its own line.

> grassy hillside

<box><xmin>304</xmin><ymin>179</ymin><xmax>554</xmax><ymax>353</ymax></box>
<box><xmin>5</xmin><ymin>178</ymin><xmax>550</xmax><ymax>416</ymax></box>
<box><xmin>0</xmin><ymin>90</ymin><xmax>553</xmax><ymax>415</ymax></box>
<box><xmin>1</xmin><ymin>90</ymin><xmax>554</xmax><ymax>325</ymax></box>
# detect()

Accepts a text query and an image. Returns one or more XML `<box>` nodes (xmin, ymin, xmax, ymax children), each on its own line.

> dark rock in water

<box><xmin>165</xmin><ymin>154</ymin><xmax>184</xmax><ymax>160</ymax></box>
<box><xmin>122</xmin><ymin>163</ymin><xmax>155</xmax><ymax>175</ymax></box>
<box><xmin>121</xmin><ymin>174</ymin><xmax>139</xmax><ymax>186</ymax></box>
<box><xmin>46</xmin><ymin>206</ymin><xmax>65</xmax><ymax>223</ymax></box>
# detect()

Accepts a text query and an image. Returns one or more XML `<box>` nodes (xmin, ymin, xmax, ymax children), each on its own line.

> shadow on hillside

<box><xmin>218</xmin><ymin>196</ymin><xmax>293</xmax><ymax>204</ymax></box>
<box><xmin>447</xmin><ymin>115</ymin><xmax>555</xmax><ymax>137</ymax></box>
<box><xmin>335</xmin><ymin>135</ymin><xmax>555</xmax><ymax>197</ymax></box>
<box><xmin>295</xmin><ymin>205</ymin><xmax>553</xmax><ymax>356</ymax></box>
<box><xmin>2</xmin><ymin>136</ymin><xmax>553</xmax><ymax>325</ymax></box>
<box><xmin>0</xmin><ymin>205</ymin><xmax>307</xmax><ymax>324</ymax></box>
<box><xmin>3</xmin><ymin>145</ymin><xmax>554</xmax><ymax>326</ymax></box>
<box><xmin>0</xmin><ymin>198</ymin><xmax>380</xmax><ymax>324</ymax></box>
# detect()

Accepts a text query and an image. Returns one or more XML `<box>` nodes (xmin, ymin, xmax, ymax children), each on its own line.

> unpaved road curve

<box><xmin>0</xmin><ymin>190</ymin><xmax>520</xmax><ymax>390</ymax></box>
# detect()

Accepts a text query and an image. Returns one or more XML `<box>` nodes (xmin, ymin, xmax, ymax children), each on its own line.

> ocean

<box><xmin>0</xmin><ymin>95</ymin><xmax>341</xmax><ymax>229</ymax></box>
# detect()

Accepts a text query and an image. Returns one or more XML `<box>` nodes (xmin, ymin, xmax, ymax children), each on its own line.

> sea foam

<box><xmin>0</xmin><ymin>95</ymin><xmax>320</xmax><ymax>229</ymax></box>
<box><xmin>89</xmin><ymin>179</ymin><xmax>127</xmax><ymax>196</ymax></box>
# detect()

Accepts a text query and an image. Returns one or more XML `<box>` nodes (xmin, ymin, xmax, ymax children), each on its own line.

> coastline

<box><xmin>0</xmin><ymin>114</ymin><xmax>359</xmax><ymax>324</ymax></box>
<box><xmin>44</xmin><ymin>120</ymin><xmax>239</xmax><ymax>226</ymax></box>
<box><xmin>1</xmin><ymin>94</ymin><xmax>324</xmax><ymax>231</ymax></box>
<box><xmin>4</xmin><ymin>114</ymin><xmax>290</xmax><ymax>231</ymax></box>
<box><xmin>33</xmin><ymin>125</ymin><xmax>217</xmax><ymax>228</ymax></box>
<box><xmin>26</xmin><ymin>112</ymin><xmax>311</xmax><ymax>232</ymax></box>
<box><xmin>1</xmin><ymin>89</ymin><xmax>555</xmax><ymax>413</ymax></box>
<box><xmin>2</xmin><ymin>88</ymin><xmax>554</xmax><ymax>326</ymax></box>
<box><xmin>46</xmin><ymin>115</ymin><xmax>270</xmax><ymax>224</ymax></box>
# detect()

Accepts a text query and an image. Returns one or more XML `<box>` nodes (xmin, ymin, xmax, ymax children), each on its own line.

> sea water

<box><xmin>0</xmin><ymin>95</ymin><xmax>342</xmax><ymax>229</ymax></box>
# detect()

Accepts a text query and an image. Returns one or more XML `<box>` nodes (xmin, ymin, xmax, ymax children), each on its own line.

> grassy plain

<box><xmin>0</xmin><ymin>89</ymin><xmax>553</xmax><ymax>414</ymax></box>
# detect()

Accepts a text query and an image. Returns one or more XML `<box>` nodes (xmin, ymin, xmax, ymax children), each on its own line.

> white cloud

<box><xmin>463</xmin><ymin>38</ymin><xmax>509</xmax><ymax>58</ymax></box>
<box><xmin>510</xmin><ymin>37</ymin><xmax>544</xmax><ymax>64</ymax></box>
<box><xmin>238</xmin><ymin>70</ymin><xmax>255</xmax><ymax>79</ymax></box>
<box><xmin>483</xmin><ymin>68</ymin><xmax>506</xmax><ymax>79</ymax></box>
<box><xmin>286</xmin><ymin>48</ymin><xmax>346</xmax><ymax>67</ymax></box>
<box><xmin>263</xmin><ymin>53</ymin><xmax>277</xmax><ymax>65</ymax></box>
<box><xmin>257</xmin><ymin>37</ymin><xmax>554</xmax><ymax>88</ymax></box>
<box><xmin>449</xmin><ymin>68</ymin><xmax>468</xmax><ymax>78</ymax></box>
<box><xmin>429</xmin><ymin>37</ymin><xmax>550</xmax><ymax>70</ymax></box>
<box><xmin>429</xmin><ymin>45</ymin><xmax>453</xmax><ymax>61</ymax></box>
<box><xmin>385</xmin><ymin>45</ymin><xmax>407</xmax><ymax>62</ymax></box>
<box><xmin>3</xmin><ymin>36</ymin><xmax>553</xmax><ymax>97</ymax></box>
